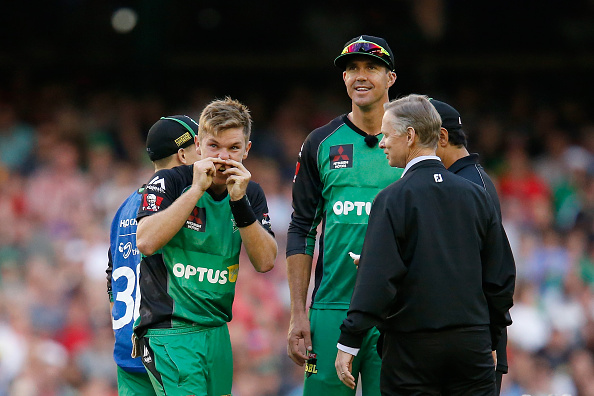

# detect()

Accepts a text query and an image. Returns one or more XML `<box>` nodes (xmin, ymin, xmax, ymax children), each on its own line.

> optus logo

<box><xmin>172</xmin><ymin>264</ymin><xmax>239</xmax><ymax>284</ymax></box>
<box><xmin>332</xmin><ymin>201</ymin><xmax>372</xmax><ymax>216</ymax></box>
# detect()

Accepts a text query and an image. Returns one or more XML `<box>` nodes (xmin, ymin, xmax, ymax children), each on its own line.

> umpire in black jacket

<box><xmin>335</xmin><ymin>94</ymin><xmax>515</xmax><ymax>395</ymax></box>
<box><xmin>432</xmin><ymin>98</ymin><xmax>509</xmax><ymax>395</ymax></box>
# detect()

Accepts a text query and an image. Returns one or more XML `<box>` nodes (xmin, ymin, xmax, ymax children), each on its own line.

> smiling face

<box><xmin>379</xmin><ymin>112</ymin><xmax>409</xmax><ymax>168</ymax></box>
<box><xmin>343</xmin><ymin>57</ymin><xmax>395</xmax><ymax>110</ymax></box>
<box><xmin>197</xmin><ymin>127</ymin><xmax>251</xmax><ymax>186</ymax></box>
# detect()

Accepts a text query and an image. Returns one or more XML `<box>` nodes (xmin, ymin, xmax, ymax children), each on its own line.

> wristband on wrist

<box><xmin>229</xmin><ymin>195</ymin><xmax>257</xmax><ymax>228</ymax></box>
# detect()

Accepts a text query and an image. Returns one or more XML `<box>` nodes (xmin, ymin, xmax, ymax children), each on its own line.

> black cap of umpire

<box><xmin>430</xmin><ymin>99</ymin><xmax>468</xmax><ymax>147</ymax></box>
<box><xmin>146</xmin><ymin>115</ymin><xmax>198</xmax><ymax>161</ymax></box>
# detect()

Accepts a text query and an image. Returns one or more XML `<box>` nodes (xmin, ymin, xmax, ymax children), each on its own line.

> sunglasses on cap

<box><xmin>341</xmin><ymin>40</ymin><xmax>391</xmax><ymax>59</ymax></box>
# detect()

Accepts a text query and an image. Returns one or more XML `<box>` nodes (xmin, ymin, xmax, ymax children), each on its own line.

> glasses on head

<box><xmin>341</xmin><ymin>40</ymin><xmax>390</xmax><ymax>59</ymax></box>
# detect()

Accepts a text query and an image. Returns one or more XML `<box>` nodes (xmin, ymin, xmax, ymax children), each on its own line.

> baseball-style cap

<box><xmin>429</xmin><ymin>99</ymin><xmax>463</xmax><ymax>132</ymax></box>
<box><xmin>334</xmin><ymin>35</ymin><xmax>395</xmax><ymax>71</ymax></box>
<box><xmin>146</xmin><ymin>115</ymin><xmax>198</xmax><ymax>161</ymax></box>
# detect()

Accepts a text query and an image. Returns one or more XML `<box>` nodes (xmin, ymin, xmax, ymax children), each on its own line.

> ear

<box><xmin>242</xmin><ymin>141</ymin><xmax>252</xmax><ymax>160</ymax></box>
<box><xmin>177</xmin><ymin>148</ymin><xmax>187</xmax><ymax>164</ymax></box>
<box><xmin>387</xmin><ymin>71</ymin><xmax>397</xmax><ymax>88</ymax></box>
<box><xmin>406</xmin><ymin>127</ymin><xmax>416</xmax><ymax>147</ymax></box>
<box><xmin>439</xmin><ymin>127</ymin><xmax>449</xmax><ymax>148</ymax></box>
<box><xmin>195</xmin><ymin>135</ymin><xmax>202</xmax><ymax>156</ymax></box>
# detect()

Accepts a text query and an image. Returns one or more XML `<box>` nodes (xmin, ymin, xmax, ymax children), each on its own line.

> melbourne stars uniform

<box><xmin>107</xmin><ymin>186</ymin><xmax>157</xmax><ymax>396</ymax></box>
<box><xmin>287</xmin><ymin>114</ymin><xmax>403</xmax><ymax>395</ymax></box>
<box><xmin>134</xmin><ymin>164</ymin><xmax>273</xmax><ymax>396</ymax></box>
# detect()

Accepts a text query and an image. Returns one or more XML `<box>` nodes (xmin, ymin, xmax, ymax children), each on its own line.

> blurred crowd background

<box><xmin>1</xmin><ymin>1</ymin><xmax>594</xmax><ymax>395</ymax></box>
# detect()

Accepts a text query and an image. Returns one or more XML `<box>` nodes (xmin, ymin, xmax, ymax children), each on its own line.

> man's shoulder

<box><xmin>247</xmin><ymin>180</ymin><xmax>263</xmax><ymax>194</ymax></box>
<box><xmin>451</xmin><ymin>155</ymin><xmax>497</xmax><ymax>190</ymax></box>
<box><xmin>145</xmin><ymin>165</ymin><xmax>192</xmax><ymax>194</ymax></box>
<box><xmin>304</xmin><ymin>115</ymin><xmax>348</xmax><ymax>144</ymax></box>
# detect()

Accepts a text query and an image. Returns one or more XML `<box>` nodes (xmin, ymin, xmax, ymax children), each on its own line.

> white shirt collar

<box><xmin>401</xmin><ymin>155</ymin><xmax>441</xmax><ymax>178</ymax></box>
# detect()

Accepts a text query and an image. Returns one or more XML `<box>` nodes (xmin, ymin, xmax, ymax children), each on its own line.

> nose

<box><xmin>218</xmin><ymin>150</ymin><xmax>230</xmax><ymax>160</ymax></box>
<box><xmin>355</xmin><ymin>72</ymin><xmax>368</xmax><ymax>81</ymax></box>
<box><xmin>379</xmin><ymin>137</ymin><xmax>386</xmax><ymax>148</ymax></box>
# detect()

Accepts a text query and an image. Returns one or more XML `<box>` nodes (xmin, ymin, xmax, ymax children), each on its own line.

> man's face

<box><xmin>379</xmin><ymin>113</ymin><xmax>408</xmax><ymax>168</ymax></box>
<box><xmin>198</xmin><ymin>127</ymin><xmax>252</xmax><ymax>186</ymax></box>
<box><xmin>343</xmin><ymin>57</ymin><xmax>395</xmax><ymax>110</ymax></box>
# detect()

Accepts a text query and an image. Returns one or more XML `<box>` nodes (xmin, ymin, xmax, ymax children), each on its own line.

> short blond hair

<box><xmin>198</xmin><ymin>96</ymin><xmax>252</xmax><ymax>143</ymax></box>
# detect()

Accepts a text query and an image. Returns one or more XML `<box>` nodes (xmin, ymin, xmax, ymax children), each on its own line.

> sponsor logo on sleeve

<box><xmin>146</xmin><ymin>176</ymin><xmax>166</xmax><ymax>193</ymax></box>
<box><xmin>261</xmin><ymin>213</ymin><xmax>271</xmax><ymax>227</ymax></box>
<box><xmin>329</xmin><ymin>144</ymin><xmax>353</xmax><ymax>169</ymax></box>
<box><xmin>142</xmin><ymin>193</ymin><xmax>163</xmax><ymax>211</ymax></box>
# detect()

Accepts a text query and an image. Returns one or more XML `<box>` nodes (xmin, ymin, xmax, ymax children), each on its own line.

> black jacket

<box><xmin>339</xmin><ymin>159</ymin><xmax>515</xmax><ymax>350</ymax></box>
<box><xmin>450</xmin><ymin>153</ymin><xmax>510</xmax><ymax>373</ymax></box>
<box><xmin>450</xmin><ymin>153</ymin><xmax>502</xmax><ymax>219</ymax></box>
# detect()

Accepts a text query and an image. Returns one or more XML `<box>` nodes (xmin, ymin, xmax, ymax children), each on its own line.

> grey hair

<box><xmin>384</xmin><ymin>94</ymin><xmax>442</xmax><ymax>149</ymax></box>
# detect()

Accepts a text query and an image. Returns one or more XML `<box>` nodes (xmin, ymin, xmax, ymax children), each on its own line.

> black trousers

<box><xmin>380</xmin><ymin>326</ymin><xmax>496</xmax><ymax>396</ymax></box>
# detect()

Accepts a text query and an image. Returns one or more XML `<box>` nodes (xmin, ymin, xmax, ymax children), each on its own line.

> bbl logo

<box><xmin>305</xmin><ymin>352</ymin><xmax>318</xmax><ymax>377</ymax></box>
<box><xmin>329</xmin><ymin>144</ymin><xmax>353</xmax><ymax>169</ymax></box>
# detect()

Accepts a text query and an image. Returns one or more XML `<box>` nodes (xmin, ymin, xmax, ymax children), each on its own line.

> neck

<box><xmin>442</xmin><ymin>146</ymin><xmax>470</xmax><ymax>169</ymax></box>
<box><xmin>406</xmin><ymin>147</ymin><xmax>437</xmax><ymax>165</ymax></box>
<box><xmin>209</xmin><ymin>183</ymin><xmax>227</xmax><ymax>195</ymax></box>
<box><xmin>349</xmin><ymin>98</ymin><xmax>388</xmax><ymax>136</ymax></box>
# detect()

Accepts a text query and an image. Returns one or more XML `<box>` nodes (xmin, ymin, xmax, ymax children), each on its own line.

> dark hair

<box><xmin>447</xmin><ymin>127</ymin><xmax>468</xmax><ymax>148</ymax></box>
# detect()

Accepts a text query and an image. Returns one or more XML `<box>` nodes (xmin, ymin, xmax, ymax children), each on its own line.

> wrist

<box><xmin>229</xmin><ymin>195</ymin><xmax>257</xmax><ymax>227</ymax></box>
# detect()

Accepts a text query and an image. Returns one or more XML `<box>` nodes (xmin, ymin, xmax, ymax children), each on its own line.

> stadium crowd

<box><xmin>1</xmin><ymin>77</ymin><xmax>594</xmax><ymax>396</ymax></box>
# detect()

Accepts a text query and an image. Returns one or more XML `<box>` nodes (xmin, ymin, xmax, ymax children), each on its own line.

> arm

<box><xmin>481</xmin><ymin>211</ymin><xmax>516</xmax><ymax>350</ymax></box>
<box><xmin>136</xmin><ymin>160</ymin><xmax>215</xmax><ymax>255</ymax></box>
<box><xmin>285</xmin><ymin>135</ymin><xmax>323</xmax><ymax>366</ymax></box>
<box><xmin>224</xmin><ymin>159</ymin><xmax>277</xmax><ymax>272</ymax></box>
<box><xmin>238</xmin><ymin>221</ymin><xmax>277</xmax><ymax>272</ymax></box>
<box><xmin>336</xmin><ymin>192</ymin><xmax>406</xmax><ymax>387</ymax></box>
<box><xmin>338</xmin><ymin>191</ymin><xmax>406</xmax><ymax>343</ymax></box>
<box><xmin>286</xmin><ymin>253</ymin><xmax>313</xmax><ymax>366</ymax></box>
<box><xmin>136</xmin><ymin>185</ymin><xmax>205</xmax><ymax>255</ymax></box>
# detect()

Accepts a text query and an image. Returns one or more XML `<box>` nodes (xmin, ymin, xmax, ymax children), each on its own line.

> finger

<box><xmin>206</xmin><ymin>164</ymin><xmax>216</xmax><ymax>176</ymax></box>
<box><xmin>225</xmin><ymin>175</ymin><xmax>240</xmax><ymax>186</ymax></box>
<box><xmin>288</xmin><ymin>343</ymin><xmax>307</xmax><ymax>366</ymax></box>
<box><xmin>343</xmin><ymin>371</ymin><xmax>356</xmax><ymax>389</ymax></box>
<box><xmin>303</xmin><ymin>331</ymin><xmax>313</xmax><ymax>354</ymax></box>
<box><xmin>222</xmin><ymin>167</ymin><xmax>245</xmax><ymax>177</ymax></box>
<box><xmin>337</xmin><ymin>368</ymin><xmax>355</xmax><ymax>389</ymax></box>
<box><xmin>224</xmin><ymin>159</ymin><xmax>245</xmax><ymax>169</ymax></box>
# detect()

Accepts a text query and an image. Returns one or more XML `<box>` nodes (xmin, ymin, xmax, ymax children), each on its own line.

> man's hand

<box><xmin>335</xmin><ymin>350</ymin><xmax>356</xmax><ymax>389</ymax></box>
<box><xmin>192</xmin><ymin>158</ymin><xmax>216</xmax><ymax>192</ymax></box>
<box><xmin>220</xmin><ymin>159</ymin><xmax>251</xmax><ymax>201</ymax></box>
<box><xmin>349</xmin><ymin>252</ymin><xmax>360</xmax><ymax>269</ymax></box>
<box><xmin>287</xmin><ymin>312</ymin><xmax>312</xmax><ymax>366</ymax></box>
<box><xmin>492</xmin><ymin>350</ymin><xmax>497</xmax><ymax>368</ymax></box>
